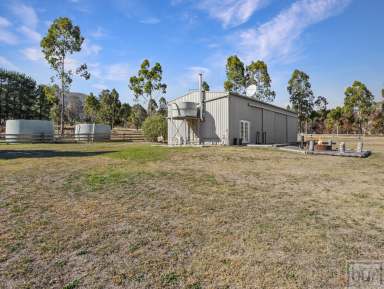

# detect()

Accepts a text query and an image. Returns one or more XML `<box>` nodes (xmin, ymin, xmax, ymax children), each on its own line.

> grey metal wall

<box><xmin>168</xmin><ymin>91</ymin><xmax>298</xmax><ymax>145</ymax></box>
<box><xmin>229</xmin><ymin>96</ymin><xmax>262</xmax><ymax>144</ymax></box>
<box><xmin>168</xmin><ymin>91</ymin><xmax>228</xmax><ymax>145</ymax></box>
<box><xmin>200</xmin><ymin>96</ymin><xmax>229</xmax><ymax>144</ymax></box>
<box><xmin>287</xmin><ymin>116</ymin><xmax>298</xmax><ymax>143</ymax></box>
<box><xmin>273</xmin><ymin>113</ymin><xmax>286</xmax><ymax>144</ymax></box>
<box><xmin>228</xmin><ymin>94</ymin><xmax>298</xmax><ymax>144</ymax></box>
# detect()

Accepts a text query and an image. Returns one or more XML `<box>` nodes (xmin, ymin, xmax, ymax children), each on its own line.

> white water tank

<box><xmin>5</xmin><ymin>119</ymin><xmax>54</xmax><ymax>143</ymax></box>
<box><xmin>74</xmin><ymin>123</ymin><xmax>111</xmax><ymax>141</ymax></box>
<box><xmin>169</xmin><ymin>102</ymin><xmax>198</xmax><ymax>118</ymax></box>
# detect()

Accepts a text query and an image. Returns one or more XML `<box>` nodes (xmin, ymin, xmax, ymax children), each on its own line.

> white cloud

<box><xmin>177</xmin><ymin>66</ymin><xmax>210</xmax><ymax>89</ymax></box>
<box><xmin>237</xmin><ymin>0</ymin><xmax>351</xmax><ymax>62</ymax></box>
<box><xmin>0</xmin><ymin>29</ymin><xmax>19</xmax><ymax>45</ymax></box>
<box><xmin>10</xmin><ymin>3</ymin><xmax>38</xmax><ymax>28</ymax></box>
<box><xmin>187</xmin><ymin>66</ymin><xmax>210</xmax><ymax>76</ymax></box>
<box><xmin>0</xmin><ymin>56</ymin><xmax>19</xmax><ymax>70</ymax></box>
<box><xmin>92</xmin><ymin>83</ymin><xmax>108</xmax><ymax>91</ymax></box>
<box><xmin>0</xmin><ymin>16</ymin><xmax>11</xmax><ymax>28</ymax></box>
<box><xmin>21</xmin><ymin>47</ymin><xmax>43</xmax><ymax>61</ymax></box>
<box><xmin>0</xmin><ymin>16</ymin><xmax>18</xmax><ymax>45</ymax></box>
<box><xmin>88</xmin><ymin>62</ymin><xmax>102</xmax><ymax>78</ymax></box>
<box><xmin>105</xmin><ymin>63</ymin><xmax>129</xmax><ymax>81</ymax></box>
<box><xmin>18</xmin><ymin>26</ymin><xmax>42</xmax><ymax>43</ymax></box>
<box><xmin>140</xmin><ymin>17</ymin><xmax>161</xmax><ymax>24</ymax></box>
<box><xmin>198</xmin><ymin>0</ymin><xmax>267</xmax><ymax>28</ymax></box>
<box><xmin>91</xmin><ymin>26</ymin><xmax>106</xmax><ymax>38</ymax></box>
<box><xmin>82</xmin><ymin>40</ymin><xmax>102</xmax><ymax>55</ymax></box>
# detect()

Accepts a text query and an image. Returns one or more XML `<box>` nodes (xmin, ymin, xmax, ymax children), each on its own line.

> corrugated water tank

<box><xmin>169</xmin><ymin>102</ymin><xmax>198</xmax><ymax>118</ymax></box>
<box><xmin>74</xmin><ymin>123</ymin><xmax>111</xmax><ymax>141</ymax></box>
<box><xmin>5</xmin><ymin>119</ymin><xmax>54</xmax><ymax>143</ymax></box>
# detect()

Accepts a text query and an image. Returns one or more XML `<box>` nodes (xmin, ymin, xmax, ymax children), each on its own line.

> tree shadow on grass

<box><xmin>0</xmin><ymin>150</ymin><xmax>116</xmax><ymax>160</ymax></box>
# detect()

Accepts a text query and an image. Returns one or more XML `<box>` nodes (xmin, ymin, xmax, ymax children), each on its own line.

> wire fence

<box><xmin>0</xmin><ymin>132</ymin><xmax>146</xmax><ymax>144</ymax></box>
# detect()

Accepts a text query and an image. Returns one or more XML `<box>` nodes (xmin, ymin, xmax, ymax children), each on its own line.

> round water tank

<box><xmin>74</xmin><ymin>123</ymin><xmax>111</xmax><ymax>141</ymax></box>
<box><xmin>5</xmin><ymin>119</ymin><xmax>54</xmax><ymax>143</ymax></box>
<box><xmin>170</xmin><ymin>102</ymin><xmax>198</xmax><ymax>118</ymax></box>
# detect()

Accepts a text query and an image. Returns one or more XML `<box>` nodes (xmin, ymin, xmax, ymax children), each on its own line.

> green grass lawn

<box><xmin>1</xmin><ymin>139</ymin><xmax>384</xmax><ymax>288</ymax></box>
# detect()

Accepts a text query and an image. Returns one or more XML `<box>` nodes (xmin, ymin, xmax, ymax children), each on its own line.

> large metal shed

<box><xmin>168</xmin><ymin>84</ymin><xmax>298</xmax><ymax>146</ymax></box>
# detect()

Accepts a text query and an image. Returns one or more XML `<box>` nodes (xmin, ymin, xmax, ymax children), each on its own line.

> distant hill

<box><xmin>61</xmin><ymin>92</ymin><xmax>88</xmax><ymax>106</ymax></box>
<box><xmin>56</xmin><ymin>92</ymin><xmax>88</xmax><ymax>121</ymax></box>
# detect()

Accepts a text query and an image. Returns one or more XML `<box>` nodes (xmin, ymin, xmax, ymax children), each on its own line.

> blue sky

<box><xmin>0</xmin><ymin>0</ymin><xmax>383</xmax><ymax>108</ymax></box>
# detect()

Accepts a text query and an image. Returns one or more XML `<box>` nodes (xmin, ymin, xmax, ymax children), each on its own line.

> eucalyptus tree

<box><xmin>158</xmin><ymin>97</ymin><xmax>167</xmax><ymax>116</ymax></box>
<box><xmin>34</xmin><ymin>84</ymin><xmax>55</xmax><ymax>120</ymax></box>
<box><xmin>42</xmin><ymin>84</ymin><xmax>60</xmax><ymax>126</ymax></box>
<box><xmin>202</xmin><ymin>81</ymin><xmax>210</xmax><ymax>92</ymax></box>
<box><xmin>119</xmin><ymin>103</ymin><xmax>131</xmax><ymax>127</ymax></box>
<box><xmin>41</xmin><ymin>17</ymin><xmax>90</xmax><ymax>135</ymax></box>
<box><xmin>148</xmin><ymin>99</ymin><xmax>158</xmax><ymax>115</ymax></box>
<box><xmin>129</xmin><ymin>104</ymin><xmax>147</xmax><ymax>130</ymax></box>
<box><xmin>344</xmin><ymin>81</ymin><xmax>374</xmax><ymax>134</ymax></box>
<box><xmin>129</xmin><ymin>59</ymin><xmax>166</xmax><ymax>116</ymax></box>
<box><xmin>287</xmin><ymin>69</ymin><xmax>314</xmax><ymax>133</ymax></box>
<box><xmin>245</xmin><ymin>60</ymin><xmax>275</xmax><ymax>103</ymax></box>
<box><xmin>83</xmin><ymin>93</ymin><xmax>100</xmax><ymax>122</ymax></box>
<box><xmin>326</xmin><ymin>106</ymin><xmax>343</xmax><ymax>134</ymax></box>
<box><xmin>310</xmin><ymin>95</ymin><xmax>329</xmax><ymax>132</ymax></box>
<box><xmin>224</xmin><ymin>55</ymin><xmax>246</xmax><ymax>93</ymax></box>
<box><xmin>381</xmin><ymin>88</ymin><xmax>384</xmax><ymax>110</ymax></box>
<box><xmin>99</xmin><ymin>89</ymin><xmax>121</xmax><ymax>128</ymax></box>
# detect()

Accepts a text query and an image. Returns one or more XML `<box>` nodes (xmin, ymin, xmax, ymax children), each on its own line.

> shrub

<box><xmin>142</xmin><ymin>114</ymin><xmax>167</xmax><ymax>142</ymax></box>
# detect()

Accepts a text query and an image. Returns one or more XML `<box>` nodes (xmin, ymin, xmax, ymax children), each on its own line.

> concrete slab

<box><xmin>306</xmin><ymin>150</ymin><xmax>371</xmax><ymax>158</ymax></box>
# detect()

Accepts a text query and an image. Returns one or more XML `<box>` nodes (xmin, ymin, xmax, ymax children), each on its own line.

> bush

<box><xmin>142</xmin><ymin>114</ymin><xmax>167</xmax><ymax>142</ymax></box>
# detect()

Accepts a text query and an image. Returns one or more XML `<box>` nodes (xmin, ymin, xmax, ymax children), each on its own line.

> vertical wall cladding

<box><xmin>228</xmin><ymin>96</ymin><xmax>262</xmax><ymax>144</ymax></box>
<box><xmin>229</xmin><ymin>94</ymin><xmax>298</xmax><ymax>145</ymax></box>
<box><xmin>273</xmin><ymin>113</ymin><xmax>287</xmax><ymax>144</ymax></box>
<box><xmin>168</xmin><ymin>91</ymin><xmax>228</xmax><ymax>145</ymax></box>
<box><xmin>287</xmin><ymin>116</ymin><xmax>298</xmax><ymax>143</ymax></box>
<box><xmin>169</xmin><ymin>91</ymin><xmax>298</xmax><ymax>145</ymax></box>
<box><xmin>262</xmin><ymin>110</ymin><xmax>275</xmax><ymax>144</ymax></box>
<box><xmin>200</xmin><ymin>96</ymin><xmax>229</xmax><ymax>144</ymax></box>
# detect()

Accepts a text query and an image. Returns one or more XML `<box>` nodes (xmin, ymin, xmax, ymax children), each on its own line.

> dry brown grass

<box><xmin>1</xmin><ymin>138</ymin><xmax>384</xmax><ymax>289</ymax></box>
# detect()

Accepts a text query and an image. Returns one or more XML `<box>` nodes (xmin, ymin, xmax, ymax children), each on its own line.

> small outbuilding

<box><xmin>168</xmin><ymin>80</ymin><xmax>298</xmax><ymax>146</ymax></box>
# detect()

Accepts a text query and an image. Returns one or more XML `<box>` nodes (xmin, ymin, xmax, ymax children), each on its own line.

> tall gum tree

<box><xmin>129</xmin><ymin>59</ymin><xmax>166</xmax><ymax>116</ymax></box>
<box><xmin>224</xmin><ymin>55</ymin><xmax>245</xmax><ymax>94</ymax></box>
<box><xmin>344</xmin><ymin>81</ymin><xmax>374</xmax><ymax>134</ymax></box>
<box><xmin>246</xmin><ymin>60</ymin><xmax>275</xmax><ymax>103</ymax></box>
<box><xmin>41</xmin><ymin>17</ymin><xmax>90</xmax><ymax>135</ymax></box>
<box><xmin>287</xmin><ymin>69</ymin><xmax>314</xmax><ymax>133</ymax></box>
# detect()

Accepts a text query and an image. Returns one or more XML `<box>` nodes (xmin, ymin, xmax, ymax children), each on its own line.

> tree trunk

<box><xmin>60</xmin><ymin>84</ymin><xmax>64</xmax><ymax>135</ymax></box>
<box><xmin>147</xmin><ymin>94</ymin><xmax>152</xmax><ymax>117</ymax></box>
<box><xmin>60</xmin><ymin>57</ymin><xmax>65</xmax><ymax>136</ymax></box>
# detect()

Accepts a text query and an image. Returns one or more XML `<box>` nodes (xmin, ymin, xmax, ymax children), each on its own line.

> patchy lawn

<box><xmin>1</xmin><ymin>139</ymin><xmax>384</xmax><ymax>289</ymax></box>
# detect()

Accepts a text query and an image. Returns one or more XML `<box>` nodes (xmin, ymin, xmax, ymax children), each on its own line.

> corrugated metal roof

<box><xmin>169</xmin><ymin>90</ymin><xmax>297</xmax><ymax>117</ymax></box>
<box><xmin>229</xmin><ymin>93</ymin><xmax>297</xmax><ymax>116</ymax></box>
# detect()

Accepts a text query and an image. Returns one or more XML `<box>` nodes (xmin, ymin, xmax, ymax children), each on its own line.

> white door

<box><xmin>240</xmin><ymin>120</ymin><xmax>250</xmax><ymax>143</ymax></box>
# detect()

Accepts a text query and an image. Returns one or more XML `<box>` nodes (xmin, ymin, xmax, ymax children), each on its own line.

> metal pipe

<box><xmin>198</xmin><ymin>73</ymin><xmax>204</xmax><ymax>121</ymax></box>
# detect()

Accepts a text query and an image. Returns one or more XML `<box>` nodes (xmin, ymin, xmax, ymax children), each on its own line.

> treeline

<box><xmin>287</xmin><ymin>71</ymin><xmax>384</xmax><ymax>135</ymax></box>
<box><xmin>224</xmin><ymin>55</ymin><xmax>384</xmax><ymax>135</ymax></box>
<box><xmin>83</xmin><ymin>89</ymin><xmax>166</xmax><ymax>129</ymax></box>
<box><xmin>0</xmin><ymin>68</ymin><xmax>168</xmax><ymax>132</ymax></box>
<box><xmin>0</xmin><ymin>69</ymin><xmax>53</xmax><ymax>125</ymax></box>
